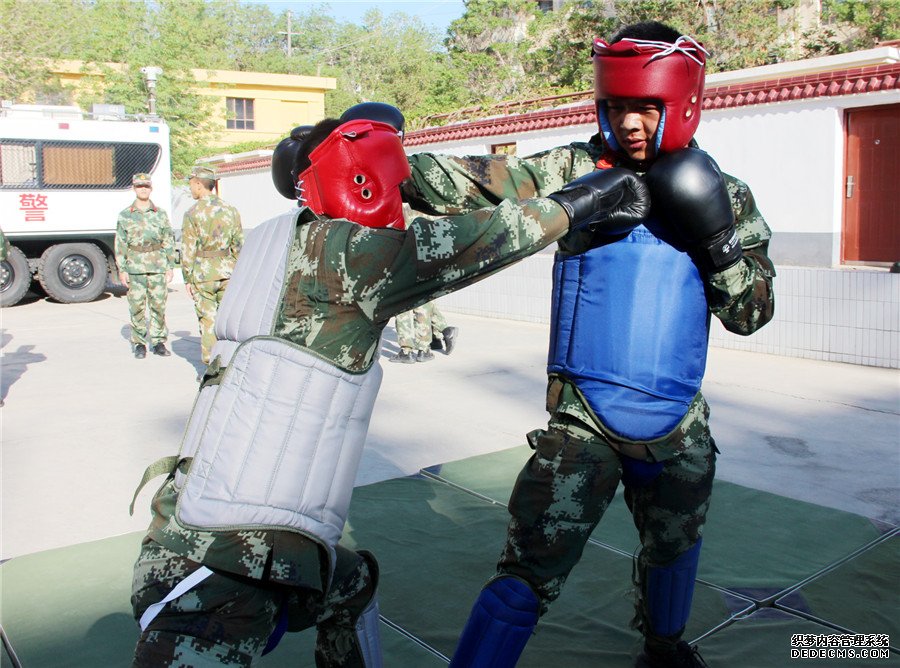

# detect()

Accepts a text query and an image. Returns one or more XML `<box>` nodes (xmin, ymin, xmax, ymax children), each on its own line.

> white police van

<box><xmin>0</xmin><ymin>104</ymin><xmax>172</xmax><ymax>306</ymax></box>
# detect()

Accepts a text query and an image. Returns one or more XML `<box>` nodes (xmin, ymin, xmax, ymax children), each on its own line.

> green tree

<box><xmin>821</xmin><ymin>0</ymin><xmax>900</xmax><ymax>50</ymax></box>
<box><xmin>446</xmin><ymin>0</ymin><xmax>541</xmax><ymax>103</ymax></box>
<box><xmin>323</xmin><ymin>9</ymin><xmax>468</xmax><ymax>120</ymax></box>
<box><xmin>5</xmin><ymin>0</ymin><xmax>892</xmax><ymax>167</ymax></box>
<box><xmin>0</xmin><ymin>0</ymin><xmax>83</xmax><ymax>101</ymax></box>
<box><xmin>526</xmin><ymin>2</ymin><xmax>615</xmax><ymax>93</ymax></box>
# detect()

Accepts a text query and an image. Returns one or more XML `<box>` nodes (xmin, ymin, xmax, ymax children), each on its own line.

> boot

<box><xmin>416</xmin><ymin>349</ymin><xmax>434</xmax><ymax>362</ymax></box>
<box><xmin>133</xmin><ymin>343</ymin><xmax>147</xmax><ymax>359</ymax></box>
<box><xmin>635</xmin><ymin>641</ymin><xmax>709</xmax><ymax>668</ymax></box>
<box><xmin>151</xmin><ymin>342</ymin><xmax>171</xmax><ymax>357</ymax></box>
<box><xmin>441</xmin><ymin>326</ymin><xmax>458</xmax><ymax>355</ymax></box>
<box><xmin>389</xmin><ymin>350</ymin><xmax>416</xmax><ymax>364</ymax></box>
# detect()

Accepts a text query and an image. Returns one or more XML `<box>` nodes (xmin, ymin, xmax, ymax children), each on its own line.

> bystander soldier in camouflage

<box><xmin>427</xmin><ymin>302</ymin><xmax>458</xmax><ymax>355</ymax></box>
<box><xmin>115</xmin><ymin>173</ymin><xmax>176</xmax><ymax>359</ymax></box>
<box><xmin>181</xmin><ymin>166</ymin><xmax>243</xmax><ymax>367</ymax></box>
<box><xmin>407</xmin><ymin>22</ymin><xmax>776</xmax><ymax>668</ymax></box>
<box><xmin>391</xmin><ymin>301</ymin><xmax>458</xmax><ymax>363</ymax></box>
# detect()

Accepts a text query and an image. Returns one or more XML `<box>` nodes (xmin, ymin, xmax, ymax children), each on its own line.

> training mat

<box><xmin>694</xmin><ymin>609</ymin><xmax>900</xmax><ymax>667</ymax></box>
<box><xmin>0</xmin><ymin>532</ymin><xmax>443</xmax><ymax>667</ymax></box>
<box><xmin>426</xmin><ymin>445</ymin><xmax>886</xmax><ymax>598</ymax></box>
<box><xmin>343</xmin><ymin>475</ymin><xmax>752</xmax><ymax>667</ymax></box>
<box><xmin>0</xmin><ymin>532</ymin><xmax>143</xmax><ymax>667</ymax></box>
<box><xmin>775</xmin><ymin>532</ymin><xmax>899</xmax><ymax>648</ymax></box>
<box><xmin>2</xmin><ymin>451</ymin><xmax>892</xmax><ymax>667</ymax></box>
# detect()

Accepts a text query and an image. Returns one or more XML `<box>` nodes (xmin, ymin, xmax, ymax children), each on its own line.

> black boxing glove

<box><xmin>547</xmin><ymin>168</ymin><xmax>650</xmax><ymax>234</ymax></box>
<box><xmin>645</xmin><ymin>148</ymin><xmax>743</xmax><ymax>273</ymax></box>
<box><xmin>271</xmin><ymin>125</ymin><xmax>314</xmax><ymax>200</ymax></box>
<box><xmin>339</xmin><ymin>102</ymin><xmax>405</xmax><ymax>136</ymax></box>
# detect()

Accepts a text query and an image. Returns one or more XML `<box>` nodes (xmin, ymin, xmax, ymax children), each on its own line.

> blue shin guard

<box><xmin>450</xmin><ymin>576</ymin><xmax>540</xmax><ymax>668</ymax></box>
<box><xmin>645</xmin><ymin>540</ymin><xmax>702</xmax><ymax>637</ymax></box>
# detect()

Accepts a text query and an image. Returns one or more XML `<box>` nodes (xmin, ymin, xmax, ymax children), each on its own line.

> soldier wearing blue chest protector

<box><xmin>403</xmin><ymin>21</ymin><xmax>776</xmax><ymax>668</ymax></box>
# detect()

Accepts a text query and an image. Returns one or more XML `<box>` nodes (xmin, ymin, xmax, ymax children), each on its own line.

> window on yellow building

<box><xmin>226</xmin><ymin>98</ymin><xmax>255</xmax><ymax>130</ymax></box>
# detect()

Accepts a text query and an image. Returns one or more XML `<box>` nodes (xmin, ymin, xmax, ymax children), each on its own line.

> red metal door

<box><xmin>842</xmin><ymin>105</ymin><xmax>900</xmax><ymax>263</ymax></box>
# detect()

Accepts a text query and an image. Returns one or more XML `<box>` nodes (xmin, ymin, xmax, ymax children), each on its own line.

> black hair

<box><xmin>292</xmin><ymin>118</ymin><xmax>343</xmax><ymax>178</ymax></box>
<box><xmin>195</xmin><ymin>178</ymin><xmax>216</xmax><ymax>191</ymax></box>
<box><xmin>610</xmin><ymin>20</ymin><xmax>682</xmax><ymax>44</ymax></box>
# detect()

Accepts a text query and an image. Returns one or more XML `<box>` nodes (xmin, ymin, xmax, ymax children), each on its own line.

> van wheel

<box><xmin>0</xmin><ymin>246</ymin><xmax>32</xmax><ymax>307</ymax></box>
<box><xmin>38</xmin><ymin>243</ymin><xmax>108</xmax><ymax>303</ymax></box>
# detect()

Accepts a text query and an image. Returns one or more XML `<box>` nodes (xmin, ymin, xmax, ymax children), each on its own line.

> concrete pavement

<box><xmin>1</xmin><ymin>286</ymin><xmax>898</xmax><ymax>560</ymax></box>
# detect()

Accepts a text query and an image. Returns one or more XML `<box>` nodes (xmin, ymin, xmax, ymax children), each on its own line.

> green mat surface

<box><xmin>426</xmin><ymin>445</ymin><xmax>888</xmax><ymax>598</ymax></box>
<box><xmin>0</xmin><ymin>532</ymin><xmax>444</xmax><ymax>668</ymax></box>
<box><xmin>696</xmin><ymin>609</ymin><xmax>900</xmax><ymax>667</ymax></box>
<box><xmin>2</xmin><ymin>445</ymin><xmax>896</xmax><ymax>666</ymax></box>
<box><xmin>775</xmin><ymin>534</ymin><xmax>899</xmax><ymax>649</ymax></box>
<box><xmin>343</xmin><ymin>476</ymin><xmax>752</xmax><ymax>667</ymax></box>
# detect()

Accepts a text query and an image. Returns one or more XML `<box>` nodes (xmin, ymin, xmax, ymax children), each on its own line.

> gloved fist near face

<box><xmin>645</xmin><ymin>148</ymin><xmax>743</xmax><ymax>273</ymax></box>
<box><xmin>548</xmin><ymin>168</ymin><xmax>650</xmax><ymax>235</ymax></box>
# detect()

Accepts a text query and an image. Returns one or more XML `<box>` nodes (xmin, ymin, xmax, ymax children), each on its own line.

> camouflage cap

<box><xmin>189</xmin><ymin>165</ymin><xmax>219</xmax><ymax>181</ymax></box>
<box><xmin>132</xmin><ymin>173</ymin><xmax>153</xmax><ymax>186</ymax></box>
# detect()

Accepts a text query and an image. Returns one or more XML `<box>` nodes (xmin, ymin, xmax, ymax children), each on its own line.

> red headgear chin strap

<box><xmin>593</xmin><ymin>36</ymin><xmax>707</xmax><ymax>154</ymax></box>
<box><xmin>298</xmin><ymin>119</ymin><xmax>411</xmax><ymax>229</ymax></box>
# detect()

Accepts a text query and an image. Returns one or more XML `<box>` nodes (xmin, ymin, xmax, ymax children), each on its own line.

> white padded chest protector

<box><xmin>173</xmin><ymin>211</ymin><xmax>383</xmax><ymax>566</ymax></box>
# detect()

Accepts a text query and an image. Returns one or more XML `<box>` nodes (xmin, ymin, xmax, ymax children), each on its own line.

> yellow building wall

<box><xmin>192</xmin><ymin>69</ymin><xmax>335</xmax><ymax>146</ymax></box>
<box><xmin>47</xmin><ymin>61</ymin><xmax>336</xmax><ymax>148</ymax></box>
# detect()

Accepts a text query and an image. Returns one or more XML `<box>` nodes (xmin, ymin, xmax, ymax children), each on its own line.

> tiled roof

<box><xmin>215</xmin><ymin>62</ymin><xmax>899</xmax><ymax>171</ymax></box>
<box><xmin>702</xmin><ymin>62</ymin><xmax>899</xmax><ymax>110</ymax></box>
<box><xmin>216</xmin><ymin>157</ymin><xmax>271</xmax><ymax>175</ymax></box>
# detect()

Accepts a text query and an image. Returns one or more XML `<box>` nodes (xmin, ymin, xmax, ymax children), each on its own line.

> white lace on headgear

<box><xmin>295</xmin><ymin>177</ymin><xmax>306</xmax><ymax>205</ymax></box>
<box><xmin>619</xmin><ymin>36</ymin><xmax>709</xmax><ymax>67</ymax></box>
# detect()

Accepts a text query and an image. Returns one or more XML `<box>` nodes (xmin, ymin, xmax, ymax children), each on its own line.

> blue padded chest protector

<box><xmin>548</xmin><ymin>222</ymin><xmax>710</xmax><ymax>441</ymax></box>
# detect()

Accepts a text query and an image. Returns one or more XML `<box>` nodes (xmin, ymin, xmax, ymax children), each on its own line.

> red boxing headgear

<box><xmin>297</xmin><ymin>119</ymin><xmax>411</xmax><ymax>229</ymax></box>
<box><xmin>593</xmin><ymin>36</ymin><xmax>707</xmax><ymax>154</ymax></box>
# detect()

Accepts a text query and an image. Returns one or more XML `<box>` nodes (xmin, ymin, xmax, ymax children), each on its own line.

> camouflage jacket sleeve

<box><xmin>228</xmin><ymin>205</ymin><xmax>244</xmax><ymax>259</ymax></box>
<box><xmin>706</xmin><ymin>175</ymin><xmax>776</xmax><ymax>335</ymax></box>
<box><xmin>405</xmin><ymin>142</ymin><xmax>602</xmax><ymax>216</ymax></box>
<box><xmin>161</xmin><ymin>210</ymin><xmax>176</xmax><ymax>269</ymax></box>
<box><xmin>0</xmin><ymin>227</ymin><xmax>8</xmax><ymax>262</ymax></box>
<box><xmin>180</xmin><ymin>209</ymin><xmax>197</xmax><ymax>284</ymax></box>
<box><xmin>114</xmin><ymin>211</ymin><xmax>129</xmax><ymax>272</ymax></box>
<box><xmin>349</xmin><ymin>197</ymin><xmax>571</xmax><ymax>322</ymax></box>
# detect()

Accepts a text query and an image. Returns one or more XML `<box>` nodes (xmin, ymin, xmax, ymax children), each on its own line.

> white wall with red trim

<box><xmin>212</xmin><ymin>47</ymin><xmax>899</xmax><ymax>367</ymax></box>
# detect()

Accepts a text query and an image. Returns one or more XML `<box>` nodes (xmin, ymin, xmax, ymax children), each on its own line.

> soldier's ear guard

<box><xmin>272</xmin><ymin>125</ymin><xmax>314</xmax><ymax>200</ymax></box>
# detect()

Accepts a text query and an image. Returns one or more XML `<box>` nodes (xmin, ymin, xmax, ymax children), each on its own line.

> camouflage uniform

<box><xmin>392</xmin><ymin>204</ymin><xmax>454</xmax><ymax>356</ymax></box>
<box><xmin>395</xmin><ymin>301</ymin><xmax>448</xmax><ymax>353</ymax></box>
<box><xmin>115</xmin><ymin>198</ymin><xmax>176</xmax><ymax>347</ymax></box>
<box><xmin>181</xmin><ymin>192</ymin><xmax>243</xmax><ymax>364</ymax></box>
<box><xmin>132</xmin><ymin>196</ymin><xmax>573</xmax><ymax>666</ymax></box>
<box><xmin>406</xmin><ymin>134</ymin><xmax>775</xmax><ymax>646</ymax></box>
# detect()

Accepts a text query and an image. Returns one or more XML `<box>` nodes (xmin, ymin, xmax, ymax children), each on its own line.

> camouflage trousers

<box><xmin>131</xmin><ymin>538</ymin><xmax>377</xmax><ymax>667</ymax></box>
<box><xmin>191</xmin><ymin>279</ymin><xmax>229</xmax><ymax>364</ymax></box>
<box><xmin>395</xmin><ymin>301</ymin><xmax>449</xmax><ymax>352</ymax></box>
<box><xmin>127</xmin><ymin>273</ymin><xmax>169</xmax><ymax>346</ymax></box>
<box><xmin>496</xmin><ymin>409</ymin><xmax>716</xmax><ymax>639</ymax></box>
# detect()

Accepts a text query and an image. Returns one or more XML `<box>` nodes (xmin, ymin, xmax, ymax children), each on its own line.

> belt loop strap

<box><xmin>139</xmin><ymin>566</ymin><xmax>215</xmax><ymax>631</ymax></box>
<box><xmin>129</xmin><ymin>455</ymin><xmax>184</xmax><ymax>515</ymax></box>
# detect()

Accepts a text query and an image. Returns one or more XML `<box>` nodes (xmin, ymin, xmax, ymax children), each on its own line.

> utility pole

<box><xmin>279</xmin><ymin>10</ymin><xmax>302</xmax><ymax>58</ymax></box>
<box><xmin>140</xmin><ymin>66</ymin><xmax>163</xmax><ymax>118</ymax></box>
